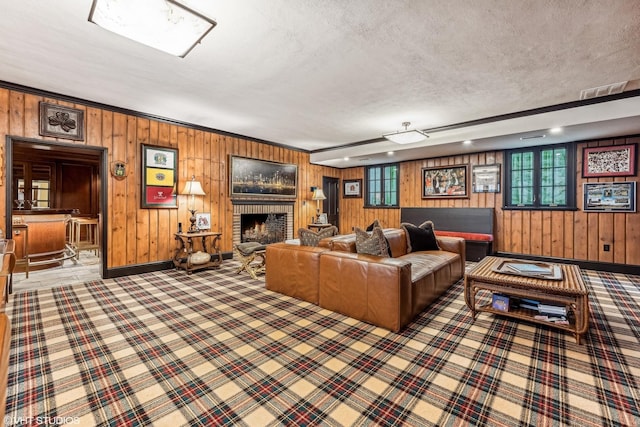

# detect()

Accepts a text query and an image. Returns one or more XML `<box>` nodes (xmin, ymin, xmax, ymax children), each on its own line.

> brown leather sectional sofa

<box><xmin>266</xmin><ymin>228</ymin><xmax>465</xmax><ymax>332</ymax></box>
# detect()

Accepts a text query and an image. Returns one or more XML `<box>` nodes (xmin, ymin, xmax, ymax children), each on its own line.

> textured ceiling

<box><xmin>1</xmin><ymin>0</ymin><xmax>640</xmax><ymax>167</ymax></box>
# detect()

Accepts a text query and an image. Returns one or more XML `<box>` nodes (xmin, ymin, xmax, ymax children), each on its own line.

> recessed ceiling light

<box><xmin>549</xmin><ymin>127</ymin><xmax>563</xmax><ymax>134</ymax></box>
<box><xmin>387</xmin><ymin>151</ymin><xmax>394</xmax><ymax>155</ymax></box>
<box><xmin>343</xmin><ymin>157</ymin><xmax>349</xmax><ymax>161</ymax></box>
<box><xmin>463</xmin><ymin>140</ymin><xmax>472</xmax><ymax>145</ymax></box>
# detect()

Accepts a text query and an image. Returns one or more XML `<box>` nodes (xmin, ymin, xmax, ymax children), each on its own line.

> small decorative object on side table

<box><xmin>173</xmin><ymin>231</ymin><xmax>222</xmax><ymax>274</ymax></box>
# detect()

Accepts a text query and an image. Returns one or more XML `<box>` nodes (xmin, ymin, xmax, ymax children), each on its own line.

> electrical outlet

<box><xmin>603</xmin><ymin>244</ymin><xmax>610</xmax><ymax>252</ymax></box>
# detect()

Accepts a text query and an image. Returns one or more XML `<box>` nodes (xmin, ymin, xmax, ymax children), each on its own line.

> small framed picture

<box><xmin>317</xmin><ymin>213</ymin><xmax>328</xmax><ymax>224</ymax></box>
<box><xmin>39</xmin><ymin>102</ymin><xmax>85</xmax><ymax>141</ymax></box>
<box><xmin>472</xmin><ymin>164</ymin><xmax>501</xmax><ymax>193</ymax></box>
<box><xmin>343</xmin><ymin>179</ymin><xmax>362</xmax><ymax>198</ymax></box>
<box><xmin>196</xmin><ymin>213</ymin><xmax>211</xmax><ymax>230</ymax></box>
<box><xmin>582</xmin><ymin>144</ymin><xmax>637</xmax><ymax>177</ymax></box>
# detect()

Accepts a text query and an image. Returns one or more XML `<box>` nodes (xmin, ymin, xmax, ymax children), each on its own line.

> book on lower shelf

<box><xmin>491</xmin><ymin>294</ymin><xmax>510</xmax><ymax>312</ymax></box>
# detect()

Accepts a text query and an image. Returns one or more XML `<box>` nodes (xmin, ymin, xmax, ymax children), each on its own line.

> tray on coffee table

<box><xmin>492</xmin><ymin>259</ymin><xmax>563</xmax><ymax>280</ymax></box>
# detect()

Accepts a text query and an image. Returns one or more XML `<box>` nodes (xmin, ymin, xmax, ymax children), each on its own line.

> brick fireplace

<box><xmin>232</xmin><ymin>203</ymin><xmax>294</xmax><ymax>246</ymax></box>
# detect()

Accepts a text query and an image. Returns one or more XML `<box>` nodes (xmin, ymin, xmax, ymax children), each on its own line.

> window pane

<box><xmin>541</xmin><ymin>149</ymin><xmax>554</xmax><ymax>168</ymax></box>
<box><xmin>554</xmin><ymin>148</ymin><xmax>566</xmax><ymax>167</ymax></box>
<box><xmin>511</xmin><ymin>188</ymin><xmax>521</xmax><ymax>204</ymax></box>
<box><xmin>522</xmin><ymin>152</ymin><xmax>534</xmax><ymax>169</ymax></box>
<box><xmin>541</xmin><ymin>169</ymin><xmax>553</xmax><ymax>186</ymax></box>
<box><xmin>522</xmin><ymin>170</ymin><xmax>534</xmax><ymax>186</ymax></box>
<box><xmin>554</xmin><ymin>168</ymin><xmax>566</xmax><ymax>185</ymax></box>
<box><xmin>553</xmin><ymin>187</ymin><xmax>566</xmax><ymax>204</ymax></box>
<box><xmin>512</xmin><ymin>172</ymin><xmax>522</xmax><ymax>187</ymax></box>
<box><xmin>541</xmin><ymin>186</ymin><xmax>553</xmax><ymax>204</ymax></box>
<box><xmin>512</xmin><ymin>153</ymin><xmax>522</xmax><ymax>170</ymax></box>
<box><xmin>522</xmin><ymin>187</ymin><xmax>534</xmax><ymax>204</ymax></box>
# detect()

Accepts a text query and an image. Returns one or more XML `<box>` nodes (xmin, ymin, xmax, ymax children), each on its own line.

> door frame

<box><xmin>322</xmin><ymin>176</ymin><xmax>340</xmax><ymax>230</ymax></box>
<box><xmin>4</xmin><ymin>135</ymin><xmax>108</xmax><ymax>279</ymax></box>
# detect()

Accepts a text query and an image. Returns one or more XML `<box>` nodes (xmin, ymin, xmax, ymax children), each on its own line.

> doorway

<box><xmin>322</xmin><ymin>176</ymin><xmax>339</xmax><ymax>230</ymax></box>
<box><xmin>4</xmin><ymin>137</ymin><xmax>108</xmax><ymax>283</ymax></box>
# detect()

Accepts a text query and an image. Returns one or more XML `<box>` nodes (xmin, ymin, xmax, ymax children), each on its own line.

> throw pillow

<box><xmin>401</xmin><ymin>220</ymin><xmax>440</xmax><ymax>252</ymax></box>
<box><xmin>365</xmin><ymin>219</ymin><xmax>381</xmax><ymax>232</ymax></box>
<box><xmin>298</xmin><ymin>226</ymin><xmax>338</xmax><ymax>246</ymax></box>
<box><xmin>354</xmin><ymin>227</ymin><xmax>390</xmax><ymax>257</ymax></box>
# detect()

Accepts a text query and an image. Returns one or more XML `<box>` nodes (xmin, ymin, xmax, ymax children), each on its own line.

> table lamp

<box><xmin>312</xmin><ymin>188</ymin><xmax>326</xmax><ymax>223</ymax></box>
<box><xmin>181</xmin><ymin>175</ymin><xmax>206</xmax><ymax>232</ymax></box>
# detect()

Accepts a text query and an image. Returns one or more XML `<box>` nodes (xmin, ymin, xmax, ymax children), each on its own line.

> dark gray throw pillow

<box><xmin>365</xmin><ymin>219</ymin><xmax>381</xmax><ymax>232</ymax></box>
<box><xmin>354</xmin><ymin>226</ymin><xmax>390</xmax><ymax>257</ymax></box>
<box><xmin>401</xmin><ymin>220</ymin><xmax>440</xmax><ymax>252</ymax></box>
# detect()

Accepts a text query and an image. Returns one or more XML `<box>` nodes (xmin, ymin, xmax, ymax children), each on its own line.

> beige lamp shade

<box><xmin>312</xmin><ymin>188</ymin><xmax>326</xmax><ymax>201</ymax></box>
<box><xmin>181</xmin><ymin>178</ymin><xmax>206</xmax><ymax>196</ymax></box>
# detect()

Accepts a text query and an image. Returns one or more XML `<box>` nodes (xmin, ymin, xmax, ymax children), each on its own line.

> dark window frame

<box><xmin>503</xmin><ymin>143</ymin><xmax>577</xmax><ymax>210</ymax></box>
<box><xmin>364</xmin><ymin>163</ymin><xmax>400</xmax><ymax>208</ymax></box>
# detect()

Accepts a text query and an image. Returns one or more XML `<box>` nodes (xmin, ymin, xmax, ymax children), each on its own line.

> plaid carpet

<box><xmin>4</xmin><ymin>261</ymin><xmax>640</xmax><ymax>426</ymax></box>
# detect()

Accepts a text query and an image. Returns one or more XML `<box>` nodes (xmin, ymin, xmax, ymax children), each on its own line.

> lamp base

<box><xmin>187</xmin><ymin>209</ymin><xmax>199</xmax><ymax>233</ymax></box>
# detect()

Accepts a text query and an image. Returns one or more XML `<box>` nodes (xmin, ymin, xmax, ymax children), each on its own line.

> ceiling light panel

<box><xmin>89</xmin><ymin>0</ymin><xmax>216</xmax><ymax>57</ymax></box>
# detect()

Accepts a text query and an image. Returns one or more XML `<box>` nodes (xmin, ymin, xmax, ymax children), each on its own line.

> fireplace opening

<box><xmin>241</xmin><ymin>213</ymin><xmax>286</xmax><ymax>244</ymax></box>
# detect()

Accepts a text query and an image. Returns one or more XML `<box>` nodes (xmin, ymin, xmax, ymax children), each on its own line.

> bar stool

<box><xmin>72</xmin><ymin>217</ymin><xmax>99</xmax><ymax>259</ymax></box>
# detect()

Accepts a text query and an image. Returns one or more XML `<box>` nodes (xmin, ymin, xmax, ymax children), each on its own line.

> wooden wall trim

<box><xmin>0</xmin><ymin>80</ymin><xmax>307</xmax><ymax>153</ymax></box>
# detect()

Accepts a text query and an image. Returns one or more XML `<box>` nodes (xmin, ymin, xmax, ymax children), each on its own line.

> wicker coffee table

<box><xmin>464</xmin><ymin>256</ymin><xmax>589</xmax><ymax>344</ymax></box>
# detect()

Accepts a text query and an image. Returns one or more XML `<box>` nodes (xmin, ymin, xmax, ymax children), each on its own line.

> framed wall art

<box><xmin>343</xmin><ymin>179</ymin><xmax>362</xmax><ymax>198</ymax></box>
<box><xmin>472</xmin><ymin>164</ymin><xmax>501</xmax><ymax>193</ymax></box>
<box><xmin>422</xmin><ymin>165</ymin><xmax>468</xmax><ymax>198</ymax></box>
<box><xmin>39</xmin><ymin>102</ymin><xmax>85</xmax><ymax>141</ymax></box>
<box><xmin>230</xmin><ymin>156</ymin><xmax>297</xmax><ymax>199</ymax></box>
<box><xmin>582</xmin><ymin>144</ymin><xmax>637</xmax><ymax>177</ymax></box>
<box><xmin>583</xmin><ymin>181</ymin><xmax>636</xmax><ymax>212</ymax></box>
<box><xmin>196</xmin><ymin>213</ymin><xmax>211</xmax><ymax>230</ymax></box>
<box><xmin>141</xmin><ymin>144</ymin><xmax>178</xmax><ymax>208</ymax></box>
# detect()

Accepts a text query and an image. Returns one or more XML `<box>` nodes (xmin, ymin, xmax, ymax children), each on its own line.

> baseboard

<box><xmin>104</xmin><ymin>251</ymin><xmax>234</xmax><ymax>279</ymax></box>
<box><xmin>494</xmin><ymin>252</ymin><xmax>640</xmax><ymax>276</ymax></box>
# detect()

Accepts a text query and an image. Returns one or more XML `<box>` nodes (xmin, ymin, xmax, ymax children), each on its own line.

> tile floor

<box><xmin>11</xmin><ymin>252</ymin><xmax>101</xmax><ymax>293</ymax></box>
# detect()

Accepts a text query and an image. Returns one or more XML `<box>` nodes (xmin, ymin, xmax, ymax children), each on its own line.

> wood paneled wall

<box><xmin>339</xmin><ymin>140</ymin><xmax>640</xmax><ymax>266</ymax></box>
<box><xmin>0</xmin><ymin>88</ymin><xmax>338</xmax><ymax>269</ymax></box>
<box><xmin>1</xmin><ymin>86</ymin><xmax>637</xmax><ymax>269</ymax></box>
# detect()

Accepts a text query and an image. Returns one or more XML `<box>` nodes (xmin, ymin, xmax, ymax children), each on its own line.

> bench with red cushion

<box><xmin>401</xmin><ymin>207</ymin><xmax>495</xmax><ymax>261</ymax></box>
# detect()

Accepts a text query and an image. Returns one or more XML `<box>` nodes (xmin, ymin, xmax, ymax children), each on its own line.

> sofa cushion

<box><xmin>401</xmin><ymin>221</ymin><xmax>440</xmax><ymax>252</ymax></box>
<box><xmin>299</xmin><ymin>226</ymin><xmax>338</xmax><ymax>246</ymax></box>
<box><xmin>354</xmin><ymin>227</ymin><xmax>390</xmax><ymax>257</ymax></box>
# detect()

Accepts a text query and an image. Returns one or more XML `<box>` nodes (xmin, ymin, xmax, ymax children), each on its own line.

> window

<box><xmin>504</xmin><ymin>143</ymin><xmax>576</xmax><ymax>209</ymax></box>
<box><xmin>365</xmin><ymin>163</ymin><xmax>399</xmax><ymax>207</ymax></box>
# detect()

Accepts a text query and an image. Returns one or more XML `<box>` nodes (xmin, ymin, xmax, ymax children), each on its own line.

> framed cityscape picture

<box><xmin>141</xmin><ymin>144</ymin><xmax>178</xmax><ymax>208</ymax></box>
<box><xmin>229</xmin><ymin>156</ymin><xmax>297</xmax><ymax>200</ymax></box>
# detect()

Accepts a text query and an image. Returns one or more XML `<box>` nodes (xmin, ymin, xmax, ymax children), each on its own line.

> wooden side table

<box><xmin>173</xmin><ymin>231</ymin><xmax>222</xmax><ymax>274</ymax></box>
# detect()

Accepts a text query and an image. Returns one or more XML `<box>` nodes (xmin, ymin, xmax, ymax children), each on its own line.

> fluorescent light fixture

<box><xmin>89</xmin><ymin>0</ymin><xmax>217</xmax><ymax>57</ymax></box>
<box><xmin>383</xmin><ymin>122</ymin><xmax>428</xmax><ymax>144</ymax></box>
